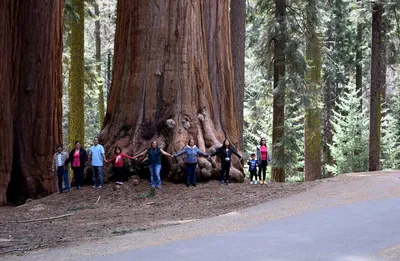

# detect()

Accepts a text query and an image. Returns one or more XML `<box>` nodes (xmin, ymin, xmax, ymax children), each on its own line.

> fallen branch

<box><xmin>95</xmin><ymin>196</ymin><xmax>101</xmax><ymax>205</ymax></box>
<box><xmin>0</xmin><ymin>245</ymin><xmax>40</xmax><ymax>255</ymax></box>
<box><xmin>9</xmin><ymin>213</ymin><xmax>75</xmax><ymax>224</ymax></box>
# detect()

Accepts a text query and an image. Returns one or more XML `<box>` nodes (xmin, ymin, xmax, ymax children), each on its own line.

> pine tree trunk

<box><xmin>0</xmin><ymin>0</ymin><xmax>13</xmax><ymax>205</ymax></box>
<box><xmin>69</xmin><ymin>0</ymin><xmax>85</xmax><ymax>148</ymax></box>
<box><xmin>356</xmin><ymin>11</ymin><xmax>363</xmax><ymax>107</ymax></box>
<box><xmin>101</xmin><ymin>0</ymin><xmax>242</xmax><ymax>183</ymax></box>
<box><xmin>230</xmin><ymin>0</ymin><xmax>246</xmax><ymax>148</ymax></box>
<box><xmin>271</xmin><ymin>0</ymin><xmax>286</xmax><ymax>182</ymax></box>
<box><xmin>369</xmin><ymin>2</ymin><xmax>384</xmax><ymax>171</ymax></box>
<box><xmin>304</xmin><ymin>0</ymin><xmax>322</xmax><ymax>181</ymax></box>
<box><xmin>95</xmin><ymin>1</ymin><xmax>105</xmax><ymax>128</ymax></box>
<box><xmin>0</xmin><ymin>0</ymin><xmax>63</xmax><ymax>204</ymax></box>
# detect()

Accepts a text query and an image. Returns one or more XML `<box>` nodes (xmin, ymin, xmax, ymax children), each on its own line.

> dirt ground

<box><xmin>0</xmin><ymin>178</ymin><xmax>317</xmax><ymax>256</ymax></box>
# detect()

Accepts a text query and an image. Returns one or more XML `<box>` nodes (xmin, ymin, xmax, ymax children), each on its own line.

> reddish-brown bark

<box><xmin>101</xmin><ymin>0</ymin><xmax>242</xmax><ymax>183</ymax></box>
<box><xmin>0</xmin><ymin>0</ymin><xmax>63</xmax><ymax>204</ymax></box>
<box><xmin>230</xmin><ymin>0</ymin><xmax>246</xmax><ymax>149</ymax></box>
<box><xmin>0</xmin><ymin>0</ymin><xmax>13</xmax><ymax>205</ymax></box>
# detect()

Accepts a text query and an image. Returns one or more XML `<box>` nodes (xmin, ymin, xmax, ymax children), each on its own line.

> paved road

<box><xmin>3</xmin><ymin>172</ymin><xmax>400</xmax><ymax>261</ymax></box>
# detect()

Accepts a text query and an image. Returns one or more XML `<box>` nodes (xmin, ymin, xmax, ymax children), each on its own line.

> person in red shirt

<box><xmin>105</xmin><ymin>147</ymin><xmax>134</xmax><ymax>185</ymax></box>
<box><xmin>256</xmin><ymin>138</ymin><xmax>271</xmax><ymax>185</ymax></box>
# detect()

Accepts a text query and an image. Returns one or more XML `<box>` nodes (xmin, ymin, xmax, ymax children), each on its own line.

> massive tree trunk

<box><xmin>369</xmin><ymin>2</ymin><xmax>384</xmax><ymax>171</ymax></box>
<box><xmin>203</xmin><ymin>0</ymin><xmax>240</xmax><ymax>146</ymax></box>
<box><xmin>304</xmin><ymin>0</ymin><xmax>322</xmax><ymax>181</ymax></box>
<box><xmin>271</xmin><ymin>0</ymin><xmax>286</xmax><ymax>182</ymax></box>
<box><xmin>95</xmin><ymin>1</ymin><xmax>105</xmax><ymax>128</ymax></box>
<box><xmin>0</xmin><ymin>0</ymin><xmax>13</xmax><ymax>205</ymax></box>
<box><xmin>69</xmin><ymin>0</ymin><xmax>85</xmax><ymax>147</ymax></box>
<box><xmin>101</xmin><ymin>0</ymin><xmax>242</xmax><ymax>183</ymax></box>
<box><xmin>229</xmin><ymin>0</ymin><xmax>246</xmax><ymax>149</ymax></box>
<box><xmin>0</xmin><ymin>0</ymin><xmax>63</xmax><ymax>204</ymax></box>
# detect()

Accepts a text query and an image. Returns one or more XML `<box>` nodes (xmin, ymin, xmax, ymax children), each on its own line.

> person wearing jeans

<box><xmin>174</xmin><ymin>139</ymin><xmax>209</xmax><ymax>187</ymax></box>
<box><xmin>210</xmin><ymin>139</ymin><xmax>242</xmax><ymax>185</ymax></box>
<box><xmin>66</xmin><ymin>141</ymin><xmax>88</xmax><ymax>190</ymax></box>
<box><xmin>88</xmin><ymin>137</ymin><xmax>105</xmax><ymax>189</ymax></box>
<box><xmin>256</xmin><ymin>137</ymin><xmax>271</xmax><ymax>185</ymax></box>
<box><xmin>52</xmin><ymin>145</ymin><xmax>70</xmax><ymax>193</ymax></box>
<box><xmin>133</xmin><ymin>141</ymin><xmax>173</xmax><ymax>189</ymax></box>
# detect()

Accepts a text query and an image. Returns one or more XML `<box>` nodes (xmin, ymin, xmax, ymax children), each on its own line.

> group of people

<box><xmin>52</xmin><ymin>137</ymin><xmax>106</xmax><ymax>193</ymax></box>
<box><xmin>247</xmin><ymin>138</ymin><xmax>271</xmax><ymax>184</ymax></box>
<box><xmin>52</xmin><ymin>136</ymin><xmax>270</xmax><ymax>193</ymax></box>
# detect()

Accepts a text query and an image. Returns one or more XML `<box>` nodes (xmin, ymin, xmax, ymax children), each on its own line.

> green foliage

<box><xmin>381</xmin><ymin>86</ymin><xmax>400</xmax><ymax>169</ymax></box>
<box><xmin>62</xmin><ymin>0</ymin><xmax>116</xmax><ymax>149</ymax></box>
<box><xmin>329</xmin><ymin>79</ymin><xmax>369</xmax><ymax>174</ymax></box>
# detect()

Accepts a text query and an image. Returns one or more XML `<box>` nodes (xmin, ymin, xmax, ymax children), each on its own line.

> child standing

<box><xmin>248</xmin><ymin>153</ymin><xmax>258</xmax><ymax>184</ymax></box>
<box><xmin>106</xmin><ymin>147</ymin><xmax>134</xmax><ymax>185</ymax></box>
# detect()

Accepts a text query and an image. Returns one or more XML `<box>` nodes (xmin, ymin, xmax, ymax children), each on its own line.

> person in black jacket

<box><xmin>65</xmin><ymin>141</ymin><xmax>88</xmax><ymax>190</ymax></box>
<box><xmin>210</xmin><ymin>139</ymin><xmax>242</xmax><ymax>185</ymax></box>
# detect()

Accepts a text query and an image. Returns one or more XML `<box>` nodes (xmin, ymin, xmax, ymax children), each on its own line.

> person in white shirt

<box><xmin>52</xmin><ymin>145</ymin><xmax>70</xmax><ymax>193</ymax></box>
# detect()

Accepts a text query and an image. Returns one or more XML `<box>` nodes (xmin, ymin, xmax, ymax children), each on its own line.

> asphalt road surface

<box><xmin>3</xmin><ymin>171</ymin><xmax>400</xmax><ymax>261</ymax></box>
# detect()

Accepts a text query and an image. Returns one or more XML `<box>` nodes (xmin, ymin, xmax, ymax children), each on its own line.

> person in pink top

<box><xmin>66</xmin><ymin>141</ymin><xmax>88</xmax><ymax>190</ymax></box>
<box><xmin>105</xmin><ymin>146</ymin><xmax>134</xmax><ymax>185</ymax></box>
<box><xmin>256</xmin><ymin>138</ymin><xmax>271</xmax><ymax>184</ymax></box>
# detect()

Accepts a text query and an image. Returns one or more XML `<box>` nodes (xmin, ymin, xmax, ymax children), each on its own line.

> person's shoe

<box><xmin>186</xmin><ymin>184</ymin><xmax>190</xmax><ymax>188</ymax></box>
<box><xmin>119</xmin><ymin>182</ymin><xmax>123</xmax><ymax>185</ymax></box>
<box><xmin>220</xmin><ymin>181</ymin><xmax>224</xmax><ymax>185</ymax></box>
<box><xmin>92</xmin><ymin>185</ymin><xmax>96</xmax><ymax>188</ymax></box>
<box><xmin>58</xmin><ymin>191</ymin><xmax>63</xmax><ymax>194</ymax></box>
<box><xmin>155</xmin><ymin>186</ymin><xmax>161</xmax><ymax>190</ymax></box>
<box><xmin>77</xmin><ymin>186</ymin><xmax>83</xmax><ymax>190</ymax></box>
<box><xmin>192</xmin><ymin>183</ymin><xmax>196</xmax><ymax>187</ymax></box>
<box><xmin>97</xmin><ymin>185</ymin><xmax>102</xmax><ymax>189</ymax></box>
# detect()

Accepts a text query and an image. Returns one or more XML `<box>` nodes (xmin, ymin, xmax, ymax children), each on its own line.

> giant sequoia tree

<box><xmin>100</xmin><ymin>0</ymin><xmax>243</xmax><ymax>182</ymax></box>
<box><xmin>0</xmin><ymin>0</ymin><xmax>63</xmax><ymax>204</ymax></box>
<box><xmin>230</xmin><ymin>0</ymin><xmax>246</xmax><ymax>148</ymax></box>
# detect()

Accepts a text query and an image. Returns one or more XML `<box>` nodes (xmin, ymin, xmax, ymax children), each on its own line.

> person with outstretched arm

<box><xmin>133</xmin><ymin>141</ymin><xmax>173</xmax><ymax>189</ymax></box>
<box><xmin>105</xmin><ymin>146</ymin><xmax>134</xmax><ymax>185</ymax></box>
<box><xmin>174</xmin><ymin>138</ymin><xmax>209</xmax><ymax>187</ymax></box>
<box><xmin>210</xmin><ymin>139</ymin><xmax>242</xmax><ymax>185</ymax></box>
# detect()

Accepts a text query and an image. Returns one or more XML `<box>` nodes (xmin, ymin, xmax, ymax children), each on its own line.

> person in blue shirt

<box><xmin>174</xmin><ymin>139</ymin><xmax>209</xmax><ymax>187</ymax></box>
<box><xmin>133</xmin><ymin>141</ymin><xmax>173</xmax><ymax>189</ymax></box>
<box><xmin>247</xmin><ymin>153</ymin><xmax>258</xmax><ymax>184</ymax></box>
<box><xmin>88</xmin><ymin>137</ymin><xmax>106</xmax><ymax>189</ymax></box>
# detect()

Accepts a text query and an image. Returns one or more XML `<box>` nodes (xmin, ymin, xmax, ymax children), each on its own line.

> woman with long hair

<box><xmin>133</xmin><ymin>141</ymin><xmax>173</xmax><ymax>189</ymax></box>
<box><xmin>256</xmin><ymin>137</ymin><xmax>271</xmax><ymax>184</ymax></box>
<box><xmin>210</xmin><ymin>139</ymin><xmax>242</xmax><ymax>185</ymax></box>
<box><xmin>66</xmin><ymin>141</ymin><xmax>88</xmax><ymax>190</ymax></box>
<box><xmin>105</xmin><ymin>146</ymin><xmax>134</xmax><ymax>185</ymax></box>
<box><xmin>174</xmin><ymin>138</ymin><xmax>209</xmax><ymax>187</ymax></box>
